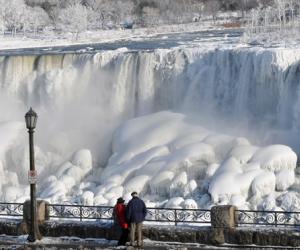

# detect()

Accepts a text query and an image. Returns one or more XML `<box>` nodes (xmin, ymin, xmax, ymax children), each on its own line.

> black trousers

<box><xmin>118</xmin><ymin>228</ymin><xmax>129</xmax><ymax>246</ymax></box>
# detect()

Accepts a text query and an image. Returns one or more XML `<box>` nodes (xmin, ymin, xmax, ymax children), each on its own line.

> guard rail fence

<box><xmin>0</xmin><ymin>202</ymin><xmax>299</xmax><ymax>227</ymax></box>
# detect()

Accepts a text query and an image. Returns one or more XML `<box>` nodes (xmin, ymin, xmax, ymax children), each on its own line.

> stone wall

<box><xmin>0</xmin><ymin>205</ymin><xmax>299</xmax><ymax>247</ymax></box>
<box><xmin>1</xmin><ymin>220</ymin><xmax>300</xmax><ymax>247</ymax></box>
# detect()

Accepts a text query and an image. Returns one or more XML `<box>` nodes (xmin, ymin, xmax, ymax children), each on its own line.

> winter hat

<box><xmin>117</xmin><ymin>197</ymin><xmax>125</xmax><ymax>203</ymax></box>
<box><xmin>131</xmin><ymin>191</ymin><xmax>138</xmax><ymax>197</ymax></box>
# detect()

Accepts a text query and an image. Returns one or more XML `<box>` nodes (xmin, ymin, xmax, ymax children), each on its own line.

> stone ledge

<box><xmin>0</xmin><ymin>219</ymin><xmax>299</xmax><ymax>247</ymax></box>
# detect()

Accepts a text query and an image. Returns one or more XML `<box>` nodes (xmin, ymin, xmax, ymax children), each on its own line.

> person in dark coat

<box><xmin>126</xmin><ymin>191</ymin><xmax>147</xmax><ymax>247</ymax></box>
<box><xmin>113</xmin><ymin>197</ymin><xmax>129</xmax><ymax>246</ymax></box>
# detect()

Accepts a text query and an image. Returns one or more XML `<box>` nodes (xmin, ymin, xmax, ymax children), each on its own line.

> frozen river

<box><xmin>0</xmin><ymin>29</ymin><xmax>242</xmax><ymax>56</ymax></box>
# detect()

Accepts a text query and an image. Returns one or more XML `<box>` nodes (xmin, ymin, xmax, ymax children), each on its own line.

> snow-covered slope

<box><xmin>0</xmin><ymin>45</ymin><xmax>300</xmax><ymax>210</ymax></box>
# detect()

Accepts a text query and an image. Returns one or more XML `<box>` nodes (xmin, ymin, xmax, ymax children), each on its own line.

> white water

<box><xmin>1</xmin><ymin>45</ymin><xmax>300</xmax><ymax>209</ymax></box>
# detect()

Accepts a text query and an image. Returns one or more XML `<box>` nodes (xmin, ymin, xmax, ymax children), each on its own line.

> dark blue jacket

<box><xmin>126</xmin><ymin>197</ymin><xmax>147</xmax><ymax>223</ymax></box>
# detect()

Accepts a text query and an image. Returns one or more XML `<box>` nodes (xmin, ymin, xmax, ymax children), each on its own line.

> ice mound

<box><xmin>0</xmin><ymin>111</ymin><xmax>297</xmax><ymax>210</ymax></box>
<box><xmin>250</xmin><ymin>145</ymin><xmax>297</xmax><ymax>172</ymax></box>
<box><xmin>277</xmin><ymin>192</ymin><xmax>300</xmax><ymax>212</ymax></box>
<box><xmin>0</xmin><ymin>121</ymin><xmax>29</xmax><ymax>202</ymax></box>
<box><xmin>39</xmin><ymin>149</ymin><xmax>92</xmax><ymax>203</ymax></box>
<box><xmin>96</xmin><ymin>111</ymin><xmax>297</xmax><ymax>209</ymax></box>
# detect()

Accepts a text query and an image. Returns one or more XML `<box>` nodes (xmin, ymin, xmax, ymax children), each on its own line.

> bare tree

<box><xmin>25</xmin><ymin>6</ymin><xmax>50</xmax><ymax>35</ymax></box>
<box><xmin>56</xmin><ymin>2</ymin><xmax>88</xmax><ymax>39</ymax></box>
<box><xmin>2</xmin><ymin>0</ymin><xmax>28</xmax><ymax>36</ymax></box>
<box><xmin>204</xmin><ymin>0</ymin><xmax>220</xmax><ymax>23</ymax></box>
<box><xmin>239</xmin><ymin>0</ymin><xmax>259</xmax><ymax>17</ymax></box>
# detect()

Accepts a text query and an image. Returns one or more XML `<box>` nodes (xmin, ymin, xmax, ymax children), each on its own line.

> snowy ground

<box><xmin>0</xmin><ymin>234</ymin><xmax>297</xmax><ymax>250</ymax></box>
<box><xmin>0</xmin><ymin>234</ymin><xmax>219</xmax><ymax>249</ymax></box>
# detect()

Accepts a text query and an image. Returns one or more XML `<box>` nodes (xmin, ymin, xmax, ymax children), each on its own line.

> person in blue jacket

<box><xmin>126</xmin><ymin>191</ymin><xmax>147</xmax><ymax>247</ymax></box>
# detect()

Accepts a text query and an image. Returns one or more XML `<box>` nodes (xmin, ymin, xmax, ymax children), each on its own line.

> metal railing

<box><xmin>47</xmin><ymin>204</ymin><xmax>211</xmax><ymax>225</ymax></box>
<box><xmin>0</xmin><ymin>202</ymin><xmax>23</xmax><ymax>218</ymax></box>
<box><xmin>146</xmin><ymin>207</ymin><xmax>210</xmax><ymax>225</ymax></box>
<box><xmin>1</xmin><ymin>202</ymin><xmax>300</xmax><ymax>227</ymax></box>
<box><xmin>48</xmin><ymin>204</ymin><xmax>113</xmax><ymax>221</ymax></box>
<box><xmin>236</xmin><ymin>210</ymin><xmax>300</xmax><ymax>227</ymax></box>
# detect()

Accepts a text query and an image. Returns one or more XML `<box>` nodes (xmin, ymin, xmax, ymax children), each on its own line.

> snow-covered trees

<box><xmin>243</xmin><ymin>0</ymin><xmax>300</xmax><ymax>44</ymax></box>
<box><xmin>204</xmin><ymin>0</ymin><xmax>220</xmax><ymax>22</ymax></box>
<box><xmin>0</xmin><ymin>0</ymin><xmax>50</xmax><ymax>36</ymax></box>
<box><xmin>1</xmin><ymin>0</ymin><xmax>27</xmax><ymax>36</ymax></box>
<box><xmin>0</xmin><ymin>0</ymin><xmax>290</xmax><ymax>39</ymax></box>
<box><xmin>56</xmin><ymin>3</ymin><xmax>88</xmax><ymax>39</ymax></box>
<box><xmin>23</xmin><ymin>6</ymin><xmax>50</xmax><ymax>35</ymax></box>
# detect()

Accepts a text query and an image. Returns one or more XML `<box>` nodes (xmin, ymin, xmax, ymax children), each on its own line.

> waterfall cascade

<box><xmin>0</xmin><ymin>46</ymin><xmax>300</xmax><ymax>208</ymax></box>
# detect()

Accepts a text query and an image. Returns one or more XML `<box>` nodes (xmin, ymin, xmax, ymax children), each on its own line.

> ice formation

<box><xmin>0</xmin><ymin>44</ymin><xmax>300</xmax><ymax>210</ymax></box>
<box><xmin>97</xmin><ymin>111</ymin><xmax>297</xmax><ymax>210</ymax></box>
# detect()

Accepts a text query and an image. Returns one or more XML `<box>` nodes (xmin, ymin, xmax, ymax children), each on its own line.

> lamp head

<box><xmin>25</xmin><ymin>107</ymin><xmax>38</xmax><ymax>130</ymax></box>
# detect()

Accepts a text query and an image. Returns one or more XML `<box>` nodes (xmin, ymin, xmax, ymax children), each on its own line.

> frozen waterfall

<box><xmin>0</xmin><ymin>46</ymin><xmax>300</xmax><ymax>208</ymax></box>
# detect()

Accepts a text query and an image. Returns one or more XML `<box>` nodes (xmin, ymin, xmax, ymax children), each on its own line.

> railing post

<box><xmin>155</xmin><ymin>209</ymin><xmax>159</xmax><ymax>221</ymax></box>
<box><xmin>211</xmin><ymin>205</ymin><xmax>237</xmax><ymax>229</ymax></box>
<box><xmin>60</xmin><ymin>205</ymin><xmax>63</xmax><ymax>218</ymax></box>
<box><xmin>275</xmin><ymin>212</ymin><xmax>277</xmax><ymax>227</ymax></box>
<box><xmin>80</xmin><ymin>205</ymin><xmax>82</xmax><ymax>222</ymax></box>
<box><xmin>174</xmin><ymin>209</ymin><xmax>177</xmax><ymax>226</ymax></box>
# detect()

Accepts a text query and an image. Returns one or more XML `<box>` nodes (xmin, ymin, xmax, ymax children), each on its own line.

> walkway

<box><xmin>0</xmin><ymin>237</ymin><xmax>299</xmax><ymax>250</ymax></box>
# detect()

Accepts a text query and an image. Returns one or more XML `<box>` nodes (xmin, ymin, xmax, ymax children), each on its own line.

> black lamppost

<box><xmin>25</xmin><ymin>107</ymin><xmax>39</xmax><ymax>242</ymax></box>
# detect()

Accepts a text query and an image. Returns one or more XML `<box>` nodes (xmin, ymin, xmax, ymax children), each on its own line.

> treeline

<box><xmin>0</xmin><ymin>0</ymin><xmax>276</xmax><ymax>37</ymax></box>
<box><xmin>245</xmin><ymin>0</ymin><xmax>300</xmax><ymax>42</ymax></box>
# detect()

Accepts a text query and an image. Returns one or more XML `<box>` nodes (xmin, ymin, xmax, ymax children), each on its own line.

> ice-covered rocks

<box><xmin>250</xmin><ymin>145</ymin><xmax>297</xmax><ymax>172</ymax></box>
<box><xmin>39</xmin><ymin>149</ymin><xmax>93</xmax><ymax>203</ymax></box>
<box><xmin>276</xmin><ymin>170</ymin><xmax>295</xmax><ymax>191</ymax></box>
<box><xmin>71</xmin><ymin>149</ymin><xmax>92</xmax><ymax>170</ymax></box>
<box><xmin>0</xmin><ymin>110</ymin><xmax>297</xmax><ymax>210</ymax></box>
<box><xmin>97</xmin><ymin>111</ymin><xmax>297</xmax><ymax>209</ymax></box>
<box><xmin>165</xmin><ymin>197</ymin><xmax>185</xmax><ymax>208</ymax></box>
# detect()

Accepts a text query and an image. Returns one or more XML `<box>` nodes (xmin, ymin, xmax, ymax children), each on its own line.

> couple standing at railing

<box><xmin>113</xmin><ymin>191</ymin><xmax>147</xmax><ymax>247</ymax></box>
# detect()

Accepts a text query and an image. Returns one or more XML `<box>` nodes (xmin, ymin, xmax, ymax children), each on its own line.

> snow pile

<box><xmin>39</xmin><ymin>149</ymin><xmax>92</xmax><ymax>203</ymax></box>
<box><xmin>1</xmin><ymin>110</ymin><xmax>294</xmax><ymax>210</ymax></box>
<box><xmin>0</xmin><ymin>146</ymin><xmax>93</xmax><ymax>204</ymax></box>
<box><xmin>94</xmin><ymin>111</ymin><xmax>297</xmax><ymax>210</ymax></box>
<box><xmin>0</xmin><ymin>111</ymin><xmax>296</xmax><ymax>210</ymax></box>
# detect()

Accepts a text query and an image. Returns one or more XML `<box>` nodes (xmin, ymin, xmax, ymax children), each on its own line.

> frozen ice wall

<box><xmin>0</xmin><ymin>46</ymin><xmax>300</xmax><ymax>207</ymax></box>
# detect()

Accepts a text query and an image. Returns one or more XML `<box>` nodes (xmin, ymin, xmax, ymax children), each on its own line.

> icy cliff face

<box><xmin>183</xmin><ymin>48</ymin><xmax>300</xmax><ymax>142</ymax></box>
<box><xmin>0</xmin><ymin>46</ymin><xmax>300</xmax><ymax>208</ymax></box>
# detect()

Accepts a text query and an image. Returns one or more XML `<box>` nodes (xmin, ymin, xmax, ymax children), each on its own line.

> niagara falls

<box><xmin>0</xmin><ymin>29</ymin><xmax>299</xmax><ymax>213</ymax></box>
<box><xmin>2</xmin><ymin>0</ymin><xmax>300</xmax><ymax>248</ymax></box>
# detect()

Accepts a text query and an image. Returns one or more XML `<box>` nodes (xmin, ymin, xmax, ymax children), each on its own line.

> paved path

<box><xmin>0</xmin><ymin>235</ymin><xmax>299</xmax><ymax>250</ymax></box>
<box><xmin>0</xmin><ymin>242</ymin><xmax>299</xmax><ymax>250</ymax></box>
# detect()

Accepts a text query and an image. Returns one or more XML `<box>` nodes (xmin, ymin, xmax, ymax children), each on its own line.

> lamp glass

<box><xmin>25</xmin><ymin>108</ymin><xmax>38</xmax><ymax>129</ymax></box>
